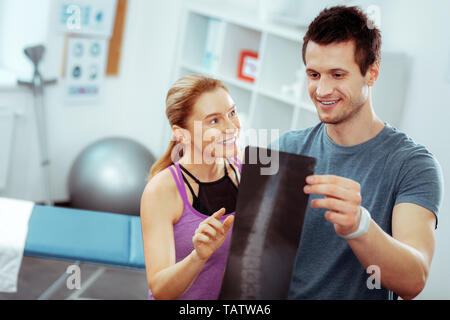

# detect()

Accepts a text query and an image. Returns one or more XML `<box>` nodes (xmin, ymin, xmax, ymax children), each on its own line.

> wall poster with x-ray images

<box><xmin>64</xmin><ymin>37</ymin><xmax>109</xmax><ymax>104</ymax></box>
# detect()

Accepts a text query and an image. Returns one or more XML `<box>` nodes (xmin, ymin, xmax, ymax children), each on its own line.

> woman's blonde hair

<box><xmin>147</xmin><ymin>74</ymin><xmax>229</xmax><ymax>181</ymax></box>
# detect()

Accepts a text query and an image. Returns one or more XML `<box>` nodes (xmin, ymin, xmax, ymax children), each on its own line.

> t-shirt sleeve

<box><xmin>267</xmin><ymin>131</ymin><xmax>291</xmax><ymax>152</ymax></box>
<box><xmin>394</xmin><ymin>147</ymin><xmax>444</xmax><ymax>228</ymax></box>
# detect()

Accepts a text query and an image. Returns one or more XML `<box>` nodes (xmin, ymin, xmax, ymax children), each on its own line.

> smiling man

<box><xmin>272</xmin><ymin>6</ymin><xmax>443</xmax><ymax>299</ymax></box>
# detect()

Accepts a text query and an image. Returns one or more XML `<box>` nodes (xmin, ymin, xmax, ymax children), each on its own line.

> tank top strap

<box><xmin>222</xmin><ymin>158</ymin><xmax>228</xmax><ymax>176</ymax></box>
<box><xmin>180</xmin><ymin>160</ymin><xmax>228</xmax><ymax>182</ymax></box>
<box><xmin>225</xmin><ymin>157</ymin><xmax>239</xmax><ymax>183</ymax></box>
<box><xmin>230</xmin><ymin>156</ymin><xmax>242</xmax><ymax>173</ymax></box>
<box><xmin>180</xmin><ymin>171</ymin><xmax>198</xmax><ymax>202</ymax></box>
<box><xmin>169</xmin><ymin>163</ymin><xmax>190</xmax><ymax>205</ymax></box>
<box><xmin>168</xmin><ymin>165</ymin><xmax>182</xmax><ymax>190</ymax></box>
<box><xmin>179</xmin><ymin>164</ymin><xmax>202</xmax><ymax>184</ymax></box>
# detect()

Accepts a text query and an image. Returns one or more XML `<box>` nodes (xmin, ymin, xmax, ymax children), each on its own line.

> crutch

<box><xmin>18</xmin><ymin>45</ymin><xmax>57</xmax><ymax>206</ymax></box>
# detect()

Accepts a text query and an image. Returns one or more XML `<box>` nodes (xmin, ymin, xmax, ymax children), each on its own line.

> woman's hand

<box><xmin>192</xmin><ymin>208</ymin><xmax>234</xmax><ymax>261</ymax></box>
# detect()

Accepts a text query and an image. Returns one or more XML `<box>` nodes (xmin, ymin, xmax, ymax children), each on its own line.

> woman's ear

<box><xmin>172</xmin><ymin>125</ymin><xmax>190</xmax><ymax>144</ymax></box>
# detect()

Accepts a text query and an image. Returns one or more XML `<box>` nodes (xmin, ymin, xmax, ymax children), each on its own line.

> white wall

<box><xmin>40</xmin><ymin>0</ymin><xmax>183</xmax><ymax>202</ymax></box>
<box><xmin>0</xmin><ymin>0</ymin><xmax>51</xmax><ymax>77</ymax></box>
<box><xmin>376</xmin><ymin>0</ymin><xmax>450</xmax><ymax>300</ymax></box>
<box><xmin>0</xmin><ymin>0</ymin><xmax>183</xmax><ymax>201</ymax></box>
<box><xmin>339</xmin><ymin>0</ymin><xmax>450</xmax><ymax>300</ymax></box>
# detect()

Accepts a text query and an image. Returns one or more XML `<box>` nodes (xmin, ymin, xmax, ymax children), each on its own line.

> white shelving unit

<box><xmin>165</xmin><ymin>0</ymin><xmax>319</xmax><ymax>151</ymax></box>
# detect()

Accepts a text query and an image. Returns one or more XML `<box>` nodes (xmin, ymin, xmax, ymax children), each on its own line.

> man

<box><xmin>272</xmin><ymin>6</ymin><xmax>443</xmax><ymax>299</ymax></box>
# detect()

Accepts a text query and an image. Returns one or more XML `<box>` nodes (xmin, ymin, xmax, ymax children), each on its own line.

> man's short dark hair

<box><xmin>302</xmin><ymin>6</ymin><xmax>382</xmax><ymax>75</ymax></box>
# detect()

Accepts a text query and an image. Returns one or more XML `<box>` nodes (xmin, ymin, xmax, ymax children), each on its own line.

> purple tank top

<box><xmin>148</xmin><ymin>156</ymin><xmax>242</xmax><ymax>300</ymax></box>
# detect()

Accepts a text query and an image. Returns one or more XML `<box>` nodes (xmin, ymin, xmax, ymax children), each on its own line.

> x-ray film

<box><xmin>219</xmin><ymin>146</ymin><xmax>316</xmax><ymax>300</ymax></box>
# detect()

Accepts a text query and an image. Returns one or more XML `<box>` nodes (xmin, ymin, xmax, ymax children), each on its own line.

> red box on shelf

<box><xmin>237</xmin><ymin>50</ymin><xmax>258</xmax><ymax>83</ymax></box>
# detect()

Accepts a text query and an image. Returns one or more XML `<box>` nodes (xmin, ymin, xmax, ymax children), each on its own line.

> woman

<box><xmin>140</xmin><ymin>74</ymin><xmax>243</xmax><ymax>300</ymax></box>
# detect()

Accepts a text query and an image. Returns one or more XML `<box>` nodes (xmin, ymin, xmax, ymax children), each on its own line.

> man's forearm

<box><xmin>348</xmin><ymin>219</ymin><xmax>429</xmax><ymax>299</ymax></box>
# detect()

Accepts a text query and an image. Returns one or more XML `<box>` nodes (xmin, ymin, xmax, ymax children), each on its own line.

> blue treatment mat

<box><xmin>24</xmin><ymin>205</ymin><xmax>145</xmax><ymax>270</ymax></box>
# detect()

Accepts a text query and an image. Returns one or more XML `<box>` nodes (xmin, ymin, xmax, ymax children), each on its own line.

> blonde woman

<box><xmin>140</xmin><ymin>74</ymin><xmax>243</xmax><ymax>299</ymax></box>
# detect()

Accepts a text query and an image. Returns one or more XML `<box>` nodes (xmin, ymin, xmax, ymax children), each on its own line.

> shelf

<box><xmin>181</xmin><ymin>12</ymin><xmax>211</xmax><ymax>67</ymax></box>
<box><xmin>165</xmin><ymin>0</ymin><xmax>407</xmax><ymax>157</ymax></box>
<box><xmin>247</xmin><ymin>94</ymin><xmax>294</xmax><ymax>148</ymax></box>
<box><xmin>257</xmin><ymin>89</ymin><xmax>297</xmax><ymax>106</ymax></box>
<box><xmin>178</xmin><ymin>63</ymin><xmax>253</xmax><ymax>128</ymax></box>
<box><xmin>186</xmin><ymin>0</ymin><xmax>306</xmax><ymax>43</ymax></box>
<box><xmin>255</xmin><ymin>88</ymin><xmax>316</xmax><ymax>114</ymax></box>
<box><xmin>252</xmin><ymin>95</ymin><xmax>293</xmax><ymax>132</ymax></box>
<box><xmin>180</xmin><ymin>62</ymin><xmax>317</xmax><ymax>116</ymax></box>
<box><xmin>0</xmin><ymin>69</ymin><xmax>18</xmax><ymax>89</ymax></box>
<box><xmin>0</xmin><ymin>105</ymin><xmax>25</xmax><ymax>117</ymax></box>
<box><xmin>258</xmin><ymin>34</ymin><xmax>304</xmax><ymax>97</ymax></box>
<box><xmin>219</xmin><ymin>23</ymin><xmax>261</xmax><ymax>82</ymax></box>
<box><xmin>167</xmin><ymin>0</ymin><xmax>321</xmax><ymax>153</ymax></box>
<box><xmin>180</xmin><ymin>62</ymin><xmax>254</xmax><ymax>91</ymax></box>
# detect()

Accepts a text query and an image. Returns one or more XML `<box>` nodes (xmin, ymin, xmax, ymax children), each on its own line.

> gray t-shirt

<box><xmin>271</xmin><ymin>122</ymin><xmax>443</xmax><ymax>300</ymax></box>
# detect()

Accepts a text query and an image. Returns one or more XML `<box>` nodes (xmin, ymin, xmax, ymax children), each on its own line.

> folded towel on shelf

<box><xmin>0</xmin><ymin>197</ymin><xmax>34</xmax><ymax>292</ymax></box>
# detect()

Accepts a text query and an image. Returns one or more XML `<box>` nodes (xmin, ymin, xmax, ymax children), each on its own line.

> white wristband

<box><xmin>341</xmin><ymin>206</ymin><xmax>371</xmax><ymax>240</ymax></box>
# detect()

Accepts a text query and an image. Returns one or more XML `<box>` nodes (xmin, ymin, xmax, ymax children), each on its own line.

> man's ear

<box><xmin>367</xmin><ymin>61</ymin><xmax>380</xmax><ymax>86</ymax></box>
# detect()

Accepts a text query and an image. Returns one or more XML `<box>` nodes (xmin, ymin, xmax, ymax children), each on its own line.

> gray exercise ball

<box><xmin>68</xmin><ymin>137</ymin><xmax>155</xmax><ymax>216</ymax></box>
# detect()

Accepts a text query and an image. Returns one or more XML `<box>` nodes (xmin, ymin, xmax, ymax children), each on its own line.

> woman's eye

<box><xmin>210</xmin><ymin>118</ymin><xmax>218</xmax><ymax>125</ymax></box>
<box><xmin>229</xmin><ymin>110</ymin><xmax>236</xmax><ymax>117</ymax></box>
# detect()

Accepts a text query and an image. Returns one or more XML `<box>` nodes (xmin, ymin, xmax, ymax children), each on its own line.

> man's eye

<box><xmin>334</xmin><ymin>73</ymin><xmax>343</xmax><ymax>78</ymax></box>
<box><xmin>309</xmin><ymin>73</ymin><xmax>319</xmax><ymax>79</ymax></box>
<box><xmin>229</xmin><ymin>110</ymin><xmax>236</xmax><ymax>117</ymax></box>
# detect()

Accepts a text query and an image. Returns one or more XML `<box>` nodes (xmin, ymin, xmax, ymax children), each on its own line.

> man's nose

<box><xmin>316</xmin><ymin>78</ymin><xmax>334</xmax><ymax>98</ymax></box>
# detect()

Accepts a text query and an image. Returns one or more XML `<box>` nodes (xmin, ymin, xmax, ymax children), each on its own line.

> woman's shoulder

<box><xmin>141</xmin><ymin>165</ymin><xmax>182</xmax><ymax>222</ymax></box>
<box><xmin>145</xmin><ymin>165</ymin><xmax>178</xmax><ymax>193</ymax></box>
<box><xmin>147</xmin><ymin>165</ymin><xmax>177</xmax><ymax>189</ymax></box>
